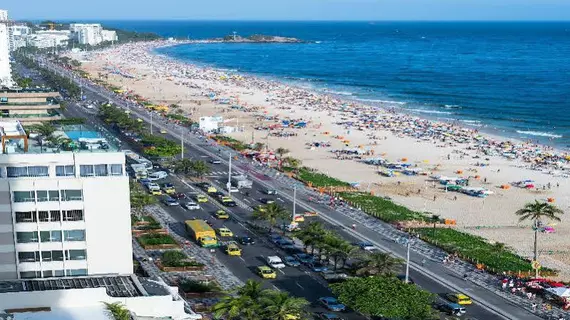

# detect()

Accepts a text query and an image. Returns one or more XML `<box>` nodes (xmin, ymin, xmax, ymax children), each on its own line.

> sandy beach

<box><xmin>69</xmin><ymin>41</ymin><xmax>570</xmax><ymax>277</ymax></box>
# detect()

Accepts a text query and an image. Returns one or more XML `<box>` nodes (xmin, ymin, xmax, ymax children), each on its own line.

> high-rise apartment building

<box><xmin>70</xmin><ymin>23</ymin><xmax>103</xmax><ymax>46</ymax></box>
<box><xmin>0</xmin><ymin>10</ymin><xmax>13</xmax><ymax>87</ymax></box>
<box><xmin>0</xmin><ymin>121</ymin><xmax>132</xmax><ymax>280</ymax></box>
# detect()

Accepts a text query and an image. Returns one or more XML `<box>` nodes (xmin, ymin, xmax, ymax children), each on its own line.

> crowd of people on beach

<box><xmin>86</xmin><ymin>40</ymin><xmax>570</xmax><ymax>181</ymax></box>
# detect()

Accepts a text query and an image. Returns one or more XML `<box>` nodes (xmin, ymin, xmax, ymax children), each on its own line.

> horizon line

<box><xmin>12</xmin><ymin>18</ymin><xmax>570</xmax><ymax>23</ymax></box>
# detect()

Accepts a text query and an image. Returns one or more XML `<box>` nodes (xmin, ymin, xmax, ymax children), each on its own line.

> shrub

<box><xmin>137</xmin><ymin>233</ymin><xmax>177</xmax><ymax>246</ymax></box>
<box><xmin>340</xmin><ymin>192</ymin><xmax>429</xmax><ymax>222</ymax></box>
<box><xmin>179</xmin><ymin>280</ymin><xmax>221</xmax><ymax>293</ymax></box>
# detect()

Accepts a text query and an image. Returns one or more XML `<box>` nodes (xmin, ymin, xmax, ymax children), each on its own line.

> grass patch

<box><xmin>179</xmin><ymin>280</ymin><xmax>221</xmax><ymax>293</ymax></box>
<box><xmin>297</xmin><ymin>167</ymin><xmax>351</xmax><ymax>188</ymax></box>
<box><xmin>137</xmin><ymin>233</ymin><xmax>177</xmax><ymax>246</ymax></box>
<box><xmin>413</xmin><ymin>228</ymin><xmax>555</xmax><ymax>275</ymax></box>
<box><xmin>340</xmin><ymin>192</ymin><xmax>429</xmax><ymax>223</ymax></box>
<box><xmin>161</xmin><ymin>251</ymin><xmax>204</xmax><ymax>268</ymax></box>
<box><xmin>213</xmin><ymin>135</ymin><xmax>248</xmax><ymax>151</ymax></box>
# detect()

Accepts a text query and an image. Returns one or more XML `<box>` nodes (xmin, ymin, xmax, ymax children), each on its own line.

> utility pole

<box><xmin>150</xmin><ymin>112</ymin><xmax>153</xmax><ymax>134</ymax></box>
<box><xmin>226</xmin><ymin>155</ymin><xmax>232</xmax><ymax>191</ymax></box>
<box><xmin>180</xmin><ymin>126</ymin><xmax>184</xmax><ymax>159</ymax></box>
<box><xmin>292</xmin><ymin>186</ymin><xmax>297</xmax><ymax>220</ymax></box>
<box><xmin>405</xmin><ymin>238</ymin><xmax>411</xmax><ymax>283</ymax></box>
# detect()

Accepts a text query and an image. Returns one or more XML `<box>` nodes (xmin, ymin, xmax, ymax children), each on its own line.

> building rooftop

<box><xmin>0</xmin><ymin>275</ymin><xmax>143</xmax><ymax>297</ymax></box>
<box><xmin>0</xmin><ymin>122</ymin><xmax>121</xmax><ymax>155</ymax></box>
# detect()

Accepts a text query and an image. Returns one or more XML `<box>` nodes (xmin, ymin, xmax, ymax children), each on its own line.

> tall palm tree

<box><xmin>353</xmin><ymin>251</ymin><xmax>403</xmax><ymax>277</ymax></box>
<box><xmin>237</xmin><ymin>279</ymin><xmax>264</xmax><ymax>300</ymax></box>
<box><xmin>213</xmin><ymin>280</ymin><xmax>266</xmax><ymax>320</ymax></box>
<box><xmin>47</xmin><ymin>135</ymin><xmax>71</xmax><ymax>152</ymax></box>
<box><xmin>252</xmin><ymin>203</ymin><xmax>290</xmax><ymax>230</ymax></box>
<box><xmin>515</xmin><ymin>200</ymin><xmax>564</xmax><ymax>278</ymax></box>
<box><xmin>260</xmin><ymin>291</ymin><xmax>310</xmax><ymax>320</ymax></box>
<box><xmin>275</xmin><ymin>147</ymin><xmax>289</xmax><ymax>168</ymax></box>
<box><xmin>294</xmin><ymin>222</ymin><xmax>327</xmax><ymax>255</ymax></box>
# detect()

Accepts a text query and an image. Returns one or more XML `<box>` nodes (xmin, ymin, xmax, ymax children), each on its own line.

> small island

<box><xmin>217</xmin><ymin>34</ymin><xmax>303</xmax><ymax>43</ymax></box>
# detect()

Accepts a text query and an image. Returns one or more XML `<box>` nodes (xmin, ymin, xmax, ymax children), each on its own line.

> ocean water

<box><xmin>102</xmin><ymin>21</ymin><xmax>570</xmax><ymax>148</ymax></box>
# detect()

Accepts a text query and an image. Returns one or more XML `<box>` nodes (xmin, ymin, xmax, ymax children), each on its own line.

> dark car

<box><xmin>237</xmin><ymin>236</ymin><xmax>255</xmax><ymax>245</ymax></box>
<box><xmin>259</xmin><ymin>198</ymin><xmax>275</xmax><ymax>204</ymax></box>
<box><xmin>223</xmin><ymin>200</ymin><xmax>237</xmax><ymax>207</ymax></box>
<box><xmin>211</xmin><ymin>191</ymin><xmax>225</xmax><ymax>199</ymax></box>
<box><xmin>308</xmin><ymin>261</ymin><xmax>328</xmax><ymax>272</ymax></box>
<box><xmin>196</xmin><ymin>182</ymin><xmax>210</xmax><ymax>190</ymax></box>
<box><xmin>209</xmin><ymin>158</ymin><xmax>222</xmax><ymax>164</ymax></box>
<box><xmin>262</xmin><ymin>189</ymin><xmax>277</xmax><ymax>195</ymax></box>
<box><xmin>314</xmin><ymin>313</ymin><xmax>344</xmax><ymax>320</ymax></box>
<box><xmin>161</xmin><ymin>196</ymin><xmax>179</xmax><ymax>206</ymax></box>
<box><xmin>171</xmin><ymin>192</ymin><xmax>187</xmax><ymax>200</ymax></box>
<box><xmin>434</xmin><ymin>302</ymin><xmax>466</xmax><ymax>316</ymax></box>
<box><xmin>275</xmin><ymin>239</ymin><xmax>294</xmax><ymax>248</ymax></box>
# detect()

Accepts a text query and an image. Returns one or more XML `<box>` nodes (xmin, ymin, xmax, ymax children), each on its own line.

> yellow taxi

<box><xmin>224</xmin><ymin>241</ymin><xmax>242</xmax><ymax>256</ymax></box>
<box><xmin>293</xmin><ymin>215</ymin><xmax>305</xmax><ymax>222</ymax></box>
<box><xmin>160</xmin><ymin>129</ymin><xmax>167</xmax><ymax>134</ymax></box>
<box><xmin>256</xmin><ymin>205</ymin><xmax>267</xmax><ymax>213</ymax></box>
<box><xmin>257</xmin><ymin>266</ymin><xmax>277</xmax><ymax>279</ymax></box>
<box><xmin>161</xmin><ymin>183</ymin><xmax>176</xmax><ymax>194</ymax></box>
<box><xmin>196</xmin><ymin>195</ymin><xmax>208</xmax><ymax>203</ymax></box>
<box><xmin>149</xmin><ymin>189</ymin><xmax>162</xmax><ymax>196</ymax></box>
<box><xmin>221</xmin><ymin>196</ymin><xmax>233</xmax><ymax>203</ymax></box>
<box><xmin>207</xmin><ymin>186</ymin><xmax>217</xmax><ymax>193</ymax></box>
<box><xmin>217</xmin><ymin>227</ymin><xmax>234</xmax><ymax>237</ymax></box>
<box><xmin>446</xmin><ymin>293</ymin><xmax>472</xmax><ymax>305</ymax></box>
<box><xmin>214</xmin><ymin>210</ymin><xmax>230</xmax><ymax>220</ymax></box>
<box><xmin>304</xmin><ymin>211</ymin><xmax>318</xmax><ymax>217</ymax></box>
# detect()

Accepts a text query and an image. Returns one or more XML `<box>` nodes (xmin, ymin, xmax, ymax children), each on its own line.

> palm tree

<box><xmin>47</xmin><ymin>135</ymin><xmax>70</xmax><ymax>152</ymax></box>
<box><xmin>190</xmin><ymin>160</ymin><xmax>211</xmax><ymax>179</ymax></box>
<box><xmin>282</xmin><ymin>156</ymin><xmax>301</xmax><ymax>169</ymax></box>
<box><xmin>29</xmin><ymin>123</ymin><xmax>56</xmax><ymax>152</ymax></box>
<box><xmin>172</xmin><ymin>158</ymin><xmax>194</xmax><ymax>175</ymax></box>
<box><xmin>213</xmin><ymin>280</ymin><xmax>266</xmax><ymax>320</ymax></box>
<box><xmin>275</xmin><ymin>147</ymin><xmax>289</xmax><ymax>168</ymax></box>
<box><xmin>237</xmin><ymin>279</ymin><xmax>265</xmax><ymax>300</ymax></box>
<box><xmin>260</xmin><ymin>291</ymin><xmax>310</xmax><ymax>320</ymax></box>
<box><xmin>352</xmin><ymin>251</ymin><xmax>403</xmax><ymax>277</ymax></box>
<box><xmin>294</xmin><ymin>222</ymin><xmax>327</xmax><ymax>255</ymax></box>
<box><xmin>130</xmin><ymin>182</ymin><xmax>156</xmax><ymax>215</ymax></box>
<box><xmin>252</xmin><ymin>203</ymin><xmax>290</xmax><ymax>231</ymax></box>
<box><xmin>515</xmin><ymin>200</ymin><xmax>564</xmax><ymax>278</ymax></box>
<box><xmin>252</xmin><ymin>142</ymin><xmax>265</xmax><ymax>152</ymax></box>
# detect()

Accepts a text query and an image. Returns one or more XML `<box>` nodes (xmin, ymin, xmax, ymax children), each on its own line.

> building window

<box><xmin>56</xmin><ymin>165</ymin><xmax>75</xmax><ymax>177</ymax></box>
<box><xmin>13</xmin><ymin>191</ymin><xmax>35</xmax><ymax>203</ymax></box>
<box><xmin>52</xmin><ymin>251</ymin><xmax>64</xmax><ymax>261</ymax></box>
<box><xmin>36</xmin><ymin>190</ymin><xmax>48</xmax><ymax>202</ymax></box>
<box><xmin>61</xmin><ymin>190</ymin><xmax>82</xmax><ymax>201</ymax></box>
<box><xmin>67</xmin><ymin>269</ymin><xmax>87</xmax><ymax>276</ymax></box>
<box><xmin>40</xmin><ymin>230</ymin><xmax>62</xmax><ymax>243</ymax></box>
<box><xmin>54</xmin><ymin>270</ymin><xmax>65</xmax><ymax>277</ymax></box>
<box><xmin>110</xmin><ymin>164</ymin><xmax>123</xmax><ymax>176</ymax></box>
<box><xmin>66</xmin><ymin>249</ymin><xmax>87</xmax><ymax>261</ymax></box>
<box><xmin>16</xmin><ymin>232</ymin><xmax>38</xmax><ymax>243</ymax></box>
<box><xmin>18</xmin><ymin>251</ymin><xmax>40</xmax><ymax>263</ymax></box>
<box><xmin>50</xmin><ymin>210</ymin><xmax>61</xmax><ymax>222</ymax></box>
<box><xmin>20</xmin><ymin>271</ymin><xmax>41</xmax><ymax>279</ymax></box>
<box><xmin>94</xmin><ymin>164</ymin><xmax>108</xmax><ymax>176</ymax></box>
<box><xmin>15</xmin><ymin>211</ymin><xmax>37</xmax><ymax>223</ymax></box>
<box><xmin>79</xmin><ymin>165</ymin><xmax>94</xmax><ymax>177</ymax></box>
<box><xmin>38</xmin><ymin>211</ymin><xmax>49</xmax><ymax>222</ymax></box>
<box><xmin>43</xmin><ymin>270</ymin><xmax>54</xmax><ymax>278</ymax></box>
<box><xmin>64</xmin><ymin>230</ymin><xmax>85</xmax><ymax>241</ymax></box>
<box><xmin>63</xmin><ymin>210</ymin><xmax>83</xmax><ymax>222</ymax></box>
<box><xmin>6</xmin><ymin>166</ymin><xmax>49</xmax><ymax>178</ymax></box>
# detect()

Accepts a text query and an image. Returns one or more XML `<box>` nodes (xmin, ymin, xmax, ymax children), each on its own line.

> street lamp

<box><xmin>401</xmin><ymin>236</ymin><xmax>416</xmax><ymax>283</ymax></box>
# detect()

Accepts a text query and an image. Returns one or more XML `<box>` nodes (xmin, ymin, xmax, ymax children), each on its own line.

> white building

<box><xmin>0</xmin><ymin>10</ymin><xmax>13</xmax><ymax>87</ymax></box>
<box><xmin>27</xmin><ymin>30</ymin><xmax>71</xmax><ymax>49</ymax></box>
<box><xmin>0</xmin><ymin>121</ymin><xmax>132</xmax><ymax>280</ymax></box>
<box><xmin>101</xmin><ymin>29</ymin><xmax>118</xmax><ymax>43</ymax></box>
<box><xmin>8</xmin><ymin>25</ymin><xmax>31</xmax><ymax>51</ymax></box>
<box><xmin>70</xmin><ymin>23</ymin><xmax>103</xmax><ymax>46</ymax></box>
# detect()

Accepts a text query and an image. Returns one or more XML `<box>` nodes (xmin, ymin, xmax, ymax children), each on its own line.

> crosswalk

<box><xmin>207</xmin><ymin>171</ymin><xmax>228</xmax><ymax>177</ymax></box>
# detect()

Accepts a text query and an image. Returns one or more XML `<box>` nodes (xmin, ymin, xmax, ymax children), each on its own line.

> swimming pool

<box><xmin>64</xmin><ymin>130</ymin><xmax>102</xmax><ymax>140</ymax></box>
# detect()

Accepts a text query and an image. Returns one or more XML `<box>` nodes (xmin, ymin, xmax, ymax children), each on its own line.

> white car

<box><xmin>182</xmin><ymin>201</ymin><xmax>201</xmax><ymax>210</ymax></box>
<box><xmin>148</xmin><ymin>171</ymin><xmax>168</xmax><ymax>181</ymax></box>
<box><xmin>266</xmin><ymin>256</ymin><xmax>286</xmax><ymax>269</ymax></box>
<box><xmin>147</xmin><ymin>182</ymin><xmax>160</xmax><ymax>191</ymax></box>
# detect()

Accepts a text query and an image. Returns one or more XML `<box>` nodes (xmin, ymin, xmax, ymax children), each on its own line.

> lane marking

<box><xmin>296</xmin><ymin>282</ymin><xmax>304</xmax><ymax>290</ymax></box>
<box><xmin>242</xmin><ymin>198</ymin><xmax>251</xmax><ymax>204</ymax></box>
<box><xmin>277</xmin><ymin>198</ymin><xmax>285</xmax><ymax>202</ymax></box>
<box><xmin>278</xmin><ymin>269</ymin><xmax>285</xmax><ymax>275</ymax></box>
<box><xmin>272</xmin><ymin>285</ymin><xmax>280</xmax><ymax>291</ymax></box>
<box><xmin>239</xmin><ymin>257</ymin><xmax>246</xmax><ymax>262</ymax></box>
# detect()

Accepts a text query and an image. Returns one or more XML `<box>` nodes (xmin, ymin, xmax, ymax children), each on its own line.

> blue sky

<box><xmin>4</xmin><ymin>0</ymin><xmax>570</xmax><ymax>21</ymax></box>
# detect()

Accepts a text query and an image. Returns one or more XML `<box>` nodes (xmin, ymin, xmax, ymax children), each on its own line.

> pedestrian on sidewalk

<box><xmin>463</xmin><ymin>273</ymin><xmax>469</xmax><ymax>281</ymax></box>
<box><xmin>421</xmin><ymin>259</ymin><xmax>426</xmax><ymax>266</ymax></box>
<box><xmin>531</xmin><ymin>302</ymin><xmax>537</xmax><ymax>312</ymax></box>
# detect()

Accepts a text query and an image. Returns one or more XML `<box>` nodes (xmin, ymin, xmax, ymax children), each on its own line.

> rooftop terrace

<box><xmin>0</xmin><ymin>122</ymin><xmax>121</xmax><ymax>155</ymax></box>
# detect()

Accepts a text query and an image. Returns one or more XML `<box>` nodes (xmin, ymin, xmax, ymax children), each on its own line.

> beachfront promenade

<box><xmin>32</xmin><ymin>55</ymin><xmax>563</xmax><ymax>319</ymax></box>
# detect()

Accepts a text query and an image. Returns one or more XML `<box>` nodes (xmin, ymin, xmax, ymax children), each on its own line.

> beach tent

<box><xmin>546</xmin><ymin>287</ymin><xmax>570</xmax><ymax>298</ymax></box>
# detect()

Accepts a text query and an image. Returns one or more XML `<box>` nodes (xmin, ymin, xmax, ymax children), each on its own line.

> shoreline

<box><xmin>153</xmin><ymin>41</ymin><xmax>568</xmax><ymax>151</ymax></box>
<box><xmin>69</xmin><ymin>40</ymin><xmax>570</xmax><ymax>278</ymax></box>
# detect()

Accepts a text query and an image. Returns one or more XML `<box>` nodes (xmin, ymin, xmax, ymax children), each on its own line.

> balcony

<box><xmin>1</xmin><ymin>111</ymin><xmax>63</xmax><ymax>123</ymax></box>
<box><xmin>1</xmin><ymin>104</ymin><xmax>60</xmax><ymax>110</ymax></box>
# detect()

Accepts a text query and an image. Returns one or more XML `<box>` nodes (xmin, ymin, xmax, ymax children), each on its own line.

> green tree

<box><xmin>172</xmin><ymin>158</ymin><xmax>194</xmax><ymax>175</ymax></box>
<box><xmin>190</xmin><ymin>160</ymin><xmax>211</xmax><ymax>179</ymax></box>
<box><xmin>275</xmin><ymin>147</ymin><xmax>289</xmax><ymax>168</ymax></box>
<box><xmin>130</xmin><ymin>181</ymin><xmax>157</xmax><ymax>215</ymax></box>
<box><xmin>260</xmin><ymin>290</ymin><xmax>310</xmax><ymax>320</ymax></box>
<box><xmin>213</xmin><ymin>280</ymin><xmax>265</xmax><ymax>320</ymax></box>
<box><xmin>294</xmin><ymin>221</ymin><xmax>326</xmax><ymax>255</ymax></box>
<box><xmin>331</xmin><ymin>276</ymin><xmax>436</xmax><ymax>320</ymax></box>
<box><xmin>46</xmin><ymin>135</ymin><xmax>71</xmax><ymax>152</ymax></box>
<box><xmin>352</xmin><ymin>251</ymin><xmax>403</xmax><ymax>277</ymax></box>
<box><xmin>29</xmin><ymin>123</ymin><xmax>57</xmax><ymax>152</ymax></box>
<box><xmin>252</xmin><ymin>203</ymin><xmax>290</xmax><ymax>230</ymax></box>
<box><xmin>104</xmin><ymin>302</ymin><xmax>131</xmax><ymax>320</ymax></box>
<box><xmin>515</xmin><ymin>200</ymin><xmax>564</xmax><ymax>278</ymax></box>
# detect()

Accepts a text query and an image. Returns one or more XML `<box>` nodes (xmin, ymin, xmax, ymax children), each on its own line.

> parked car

<box><xmin>358</xmin><ymin>242</ymin><xmax>378</xmax><ymax>251</ymax></box>
<box><xmin>262</xmin><ymin>189</ymin><xmax>277</xmax><ymax>195</ymax></box>
<box><xmin>434</xmin><ymin>302</ymin><xmax>466</xmax><ymax>316</ymax></box>
<box><xmin>282</xmin><ymin>256</ymin><xmax>301</xmax><ymax>267</ymax></box>
<box><xmin>321</xmin><ymin>271</ymin><xmax>349</xmax><ymax>283</ymax></box>
<box><xmin>314</xmin><ymin>313</ymin><xmax>345</xmax><ymax>320</ymax></box>
<box><xmin>308</xmin><ymin>261</ymin><xmax>328</xmax><ymax>272</ymax></box>
<box><xmin>318</xmin><ymin>297</ymin><xmax>346</xmax><ymax>312</ymax></box>
<box><xmin>293</xmin><ymin>253</ymin><xmax>315</xmax><ymax>264</ymax></box>
<box><xmin>446</xmin><ymin>293</ymin><xmax>472</xmax><ymax>305</ymax></box>
<box><xmin>209</xmin><ymin>158</ymin><xmax>222</xmax><ymax>164</ymax></box>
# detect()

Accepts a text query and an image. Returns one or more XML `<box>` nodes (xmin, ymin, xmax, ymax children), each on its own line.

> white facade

<box><xmin>8</xmin><ymin>25</ymin><xmax>31</xmax><ymax>51</ymax></box>
<box><xmin>101</xmin><ymin>30</ymin><xmax>118</xmax><ymax>43</ymax></box>
<box><xmin>0</xmin><ymin>152</ymin><xmax>132</xmax><ymax>280</ymax></box>
<box><xmin>0</xmin><ymin>9</ymin><xmax>13</xmax><ymax>87</ymax></box>
<box><xmin>70</xmin><ymin>23</ymin><xmax>103</xmax><ymax>46</ymax></box>
<box><xmin>27</xmin><ymin>30</ymin><xmax>71</xmax><ymax>49</ymax></box>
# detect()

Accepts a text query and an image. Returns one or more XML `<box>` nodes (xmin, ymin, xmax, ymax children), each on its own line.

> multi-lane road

<box><xmin>32</xmin><ymin>58</ymin><xmax>544</xmax><ymax>320</ymax></box>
